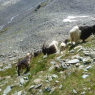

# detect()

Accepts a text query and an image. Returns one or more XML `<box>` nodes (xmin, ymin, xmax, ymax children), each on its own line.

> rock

<box><xmin>79</xmin><ymin>65</ymin><xmax>84</xmax><ymax>69</ymax></box>
<box><xmin>35</xmin><ymin>84</ymin><xmax>42</xmax><ymax>89</ymax></box>
<box><xmin>73</xmin><ymin>89</ymin><xmax>77</xmax><ymax>94</ymax></box>
<box><xmin>43</xmin><ymin>55</ymin><xmax>47</xmax><ymax>59</ymax></box>
<box><xmin>74</xmin><ymin>46</ymin><xmax>82</xmax><ymax>49</ymax></box>
<box><xmin>29</xmin><ymin>85</ymin><xmax>35</xmax><ymax>91</ymax></box>
<box><xmin>79</xmin><ymin>57</ymin><xmax>84</xmax><ymax>61</ymax></box>
<box><xmin>3</xmin><ymin>64</ymin><xmax>12</xmax><ymax>70</ymax></box>
<box><xmin>17</xmin><ymin>91</ymin><xmax>22</xmax><ymax>95</ymax></box>
<box><xmin>24</xmin><ymin>77</ymin><xmax>28</xmax><ymax>80</ymax></box>
<box><xmin>49</xmin><ymin>65</ymin><xmax>55</xmax><ymax>71</ymax></box>
<box><xmin>72</xmin><ymin>54</ymin><xmax>80</xmax><ymax>59</ymax></box>
<box><xmin>90</xmin><ymin>53</ymin><xmax>95</xmax><ymax>58</ymax></box>
<box><xmin>81</xmin><ymin>91</ymin><xmax>86</xmax><ymax>95</ymax></box>
<box><xmin>84</xmin><ymin>66</ymin><xmax>92</xmax><ymax>71</ymax></box>
<box><xmin>67</xmin><ymin>59</ymin><xmax>79</xmax><ymax>64</ymax></box>
<box><xmin>55</xmin><ymin>64</ymin><xmax>60</xmax><ymax>70</ymax></box>
<box><xmin>0</xmin><ymin>89</ymin><xmax>2</xmax><ymax>91</ymax></box>
<box><xmin>61</xmin><ymin>62</ymin><xmax>68</xmax><ymax>69</ymax></box>
<box><xmin>44</xmin><ymin>87</ymin><xmax>51</xmax><ymax>92</ymax></box>
<box><xmin>77</xmin><ymin>48</ymin><xmax>83</xmax><ymax>53</ymax></box>
<box><xmin>82</xmin><ymin>74</ymin><xmax>89</xmax><ymax>79</ymax></box>
<box><xmin>59</xmin><ymin>84</ymin><xmax>62</xmax><ymax>89</ymax></box>
<box><xmin>50</xmin><ymin>61</ymin><xmax>56</xmax><ymax>65</ymax></box>
<box><xmin>93</xmin><ymin>58</ymin><xmax>95</xmax><ymax>62</ymax></box>
<box><xmin>56</xmin><ymin>55</ymin><xmax>64</xmax><ymax>61</ymax></box>
<box><xmin>34</xmin><ymin>78</ymin><xmax>42</xmax><ymax>83</ymax></box>
<box><xmin>69</xmin><ymin>50</ymin><xmax>75</xmax><ymax>53</ymax></box>
<box><xmin>83</xmin><ymin>58</ymin><xmax>92</xmax><ymax>65</ymax></box>
<box><xmin>3</xmin><ymin>86</ymin><xmax>12</xmax><ymax>95</ymax></box>
<box><xmin>51</xmin><ymin>74</ymin><xmax>58</xmax><ymax>78</ymax></box>
<box><xmin>75</xmin><ymin>63</ymin><xmax>80</xmax><ymax>67</ymax></box>
<box><xmin>20</xmin><ymin>78</ymin><xmax>25</xmax><ymax>85</ymax></box>
<box><xmin>39</xmin><ymin>89</ymin><xmax>42</xmax><ymax>93</ymax></box>
<box><xmin>12</xmin><ymin>61</ymin><xmax>17</xmax><ymax>65</ymax></box>
<box><xmin>55</xmin><ymin>80</ymin><xmax>59</xmax><ymax>83</ymax></box>
<box><xmin>84</xmin><ymin>53</ymin><xmax>91</xmax><ymax>56</ymax></box>
<box><xmin>6</xmin><ymin>76</ymin><xmax>11</xmax><ymax>79</ymax></box>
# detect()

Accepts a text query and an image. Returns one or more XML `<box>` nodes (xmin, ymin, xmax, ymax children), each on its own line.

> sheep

<box><xmin>59</xmin><ymin>39</ymin><xmax>68</xmax><ymax>52</ymax></box>
<box><xmin>79</xmin><ymin>25</ymin><xmax>95</xmax><ymax>42</ymax></box>
<box><xmin>70</xmin><ymin>26</ymin><xmax>81</xmax><ymax>44</ymax></box>
<box><xmin>70</xmin><ymin>25</ymin><xmax>95</xmax><ymax>44</ymax></box>
<box><xmin>16</xmin><ymin>53</ymin><xmax>32</xmax><ymax>76</ymax></box>
<box><xmin>42</xmin><ymin>40</ymin><xmax>59</xmax><ymax>55</ymax></box>
<box><xmin>34</xmin><ymin>49</ymin><xmax>42</xmax><ymax>57</ymax></box>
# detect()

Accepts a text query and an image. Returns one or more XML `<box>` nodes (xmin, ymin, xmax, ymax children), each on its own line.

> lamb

<box><xmin>16</xmin><ymin>53</ymin><xmax>32</xmax><ymax>76</ymax></box>
<box><xmin>42</xmin><ymin>40</ymin><xmax>59</xmax><ymax>55</ymax></box>
<box><xmin>59</xmin><ymin>39</ymin><xmax>68</xmax><ymax>52</ymax></box>
<box><xmin>70</xmin><ymin>25</ymin><xmax>95</xmax><ymax>44</ymax></box>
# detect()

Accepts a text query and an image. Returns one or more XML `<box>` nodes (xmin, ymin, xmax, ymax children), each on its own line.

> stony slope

<box><xmin>0</xmin><ymin>0</ymin><xmax>95</xmax><ymax>70</ymax></box>
<box><xmin>0</xmin><ymin>37</ymin><xmax>95</xmax><ymax>95</ymax></box>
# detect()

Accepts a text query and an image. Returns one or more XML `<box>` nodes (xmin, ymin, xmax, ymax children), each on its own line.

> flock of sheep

<box><xmin>16</xmin><ymin>24</ymin><xmax>95</xmax><ymax>76</ymax></box>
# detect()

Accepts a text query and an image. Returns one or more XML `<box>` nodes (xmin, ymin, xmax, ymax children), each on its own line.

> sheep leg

<box><xmin>82</xmin><ymin>39</ymin><xmax>86</xmax><ymax>43</ymax></box>
<box><xmin>24</xmin><ymin>66</ymin><xmax>29</xmax><ymax>74</ymax></box>
<box><xmin>17</xmin><ymin>67</ymin><xmax>20</xmax><ymax>76</ymax></box>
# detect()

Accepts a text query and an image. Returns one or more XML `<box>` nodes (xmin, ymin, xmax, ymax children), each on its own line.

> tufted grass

<box><xmin>1</xmin><ymin>38</ymin><xmax>95</xmax><ymax>94</ymax></box>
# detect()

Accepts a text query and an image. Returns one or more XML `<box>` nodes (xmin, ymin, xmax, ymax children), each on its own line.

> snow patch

<box><xmin>63</xmin><ymin>15</ymin><xmax>89</xmax><ymax>22</ymax></box>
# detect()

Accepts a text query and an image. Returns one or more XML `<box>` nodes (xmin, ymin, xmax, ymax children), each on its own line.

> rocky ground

<box><xmin>0</xmin><ymin>0</ymin><xmax>95</xmax><ymax>67</ymax></box>
<box><xmin>1</xmin><ymin>37</ymin><xmax>95</xmax><ymax>94</ymax></box>
<box><xmin>1</xmin><ymin>0</ymin><xmax>95</xmax><ymax>94</ymax></box>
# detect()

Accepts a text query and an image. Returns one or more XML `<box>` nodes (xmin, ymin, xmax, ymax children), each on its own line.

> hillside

<box><xmin>0</xmin><ymin>0</ymin><xmax>95</xmax><ymax>64</ymax></box>
<box><xmin>0</xmin><ymin>37</ymin><xmax>95</xmax><ymax>95</ymax></box>
<box><xmin>1</xmin><ymin>0</ymin><xmax>95</xmax><ymax>94</ymax></box>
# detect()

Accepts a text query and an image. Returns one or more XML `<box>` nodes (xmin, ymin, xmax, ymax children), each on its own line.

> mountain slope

<box><xmin>0</xmin><ymin>0</ymin><xmax>95</xmax><ymax>66</ymax></box>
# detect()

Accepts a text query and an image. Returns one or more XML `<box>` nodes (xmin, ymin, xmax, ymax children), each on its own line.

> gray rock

<box><xmin>59</xmin><ymin>84</ymin><xmax>62</xmax><ymax>89</ymax></box>
<box><xmin>0</xmin><ymin>88</ymin><xmax>2</xmax><ymax>91</ymax></box>
<box><xmin>35</xmin><ymin>84</ymin><xmax>42</xmax><ymax>89</ymax></box>
<box><xmin>83</xmin><ymin>58</ymin><xmax>92</xmax><ymax>65</ymax></box>
<box><xmin>90</xmin><ymin>53</ymin><xmax>95</xmax><ymax>58</ymax></box>
<box><xmin>3</xmin><ymin>86</ymin><xmax>12</xmax><ymax>95</ymax></box>
<box><xmin>20</xmin><ymin>78</ymin><xmax>25</xmax><ymax>85</ymax></box>
<box><xmin>69</xmin><ymin>50</ymin><xmax>75</xmax><ymax>53</ymax></box>
<box><xmin>43</xmin><ymin>55</ymin><xmax>47</xmax><ymax>59</ymax></box>
<box><xmin>24</xmin><ymin>77</ymin><xmax>28</xmax><ymax>80</ymax></box>
<box><xmin>51</xmin><ymin>74</ymin><xmax>58</xmax><ymax>78</ymax></box>
<box><xmin>61</xmin><ymin>62</ymin><xmax>68</xmax><ymax>69</ymax></box>
<box><xmin>81</xmin><ymin>91</ymin><xmax>86</xmax><ymax>95</ymax></box>
<box><xmin>77</xmin><ymin>48</ymin><xmax>83</xmax><ymax>53</ymax></box>
<box><xmin>56</xmin><ymin>55</ymin><xmax>64</xmax><ymax>61</ymax></box>
<box><xmin>29</xmin><ymin>85</ymin><xmax>35</xmax><ymax>91</ymax></box>
<box><xmin>39</xmin><ymin>89</ymin><xmax>43</xmax><ymax>93</ymax></box>
<box><xmin>17</xmin><ymin>91</ymin><xmax>22</xmax><ymax>95</ymax></box>
<box><xmin>82</xmin><ymin>74</ymin><xmax>89</xmax><ymax>79</ymax></box>
<box><xmin>84</xmin><ymin>53</ymin><xmax>91</xmax><ymax>56</ymax></box>
<box><xmin>79</xmin><ymin>57</ymin><xmax>84</xmax><ymax>61</ymax></box>
<box><xmin>3</xmin><ymin>64</ymin><xmax>12</xmax><ymax>70</ymax></box>
<box><xmin>73</xmin><ymin>89</ymin><xmax>77</xmax><ymax>94</ymax></box>
<box><xmin>79</xmin><ymin>65</ymin><xmax>84</xmax><ymax>69</ymax></box>
<box><xmin>67</xmin><ymin>59</ymin><xmax>79</xmax><ymax>64</ymax></box>
<box><xmin>50</xmin><ymin>61</ymin><xmax>56</xmax><ymax>65</ymax></box>
<box><xmin>84</xmin><ymin>66</ymin><xmax>92</xmax><ymax>71</ymax></box>
<box><xmin>93</xmin><ymin>58</ymin><xmax>95</xmax><ymax>62</ymax></box>
<box><xmin>55</xmin><ymin>64</ymin><xmax>60</xmax><ymax>70</ymax></box>
<box><xmin>49</xmin><ymin>65</ymin><xmax>55</xmax><ymax>71</ymax></box>
<box><xmin>75</xmin><ymin>63</ymin><xmax>80</xmax><ymax>67</ymax></box>
<box><xmin>44</xmin><ymin>87</ymin><xmax>51</xmax><ymax>92</ymax></box>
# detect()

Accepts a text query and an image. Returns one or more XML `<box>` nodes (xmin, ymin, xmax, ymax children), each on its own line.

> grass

<box><xmin>1</xmin><ymin>38</ymin><xmax>95</xmax><ymax>94</ymax></box>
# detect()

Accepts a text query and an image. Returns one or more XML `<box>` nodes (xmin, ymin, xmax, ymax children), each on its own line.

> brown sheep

<box><xmin>16</xmin><ymin>53</ymin><xmax>32</xmax><ymax>76</ymax></box>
